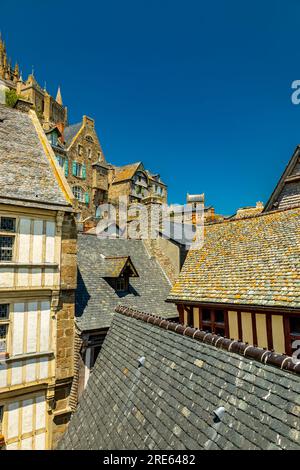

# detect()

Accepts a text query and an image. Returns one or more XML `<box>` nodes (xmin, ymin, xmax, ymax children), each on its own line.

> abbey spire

<box><xmin>56</xmin><ymin>86</ymin><xmax>63</xmax><ymax>105</ymax></box>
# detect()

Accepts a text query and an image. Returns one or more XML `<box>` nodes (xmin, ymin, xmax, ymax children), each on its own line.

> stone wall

<box><xmin>66</xmin><ymin>116</ymin><xmax>108</xmax><ymax>220</ymax></box>
<box><xmin>52</xmin><ymin>212</ymin><xmax>77</xmax><ymax>448</ymax></box>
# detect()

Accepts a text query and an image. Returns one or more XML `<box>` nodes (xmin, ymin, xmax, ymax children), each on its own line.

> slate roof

<box><xmin>64</xmin><ymin>122</ymin><xmax>82</xmax><ymax>147</ymax></box>
<box><xmin>59</xmin><ymin>308</ymin><xmax>300</xmax><ymax>450</ymax></box>
<box><xmin>0</xmin><ymin>105</ymin><xmax>70</xmax><ymax>207</ymax></box>
<box><xmin>264</xmin><ymin>145</ymin><xmax>300</xmax><ymax>211</ymax></box>
<box><xmin>167</xmin><ymin>207</ymin><xmax>300</xmax><ymax>309</ymax></box>
<box><xmin>76</xmin><ymin>234</ymin><xmax>177</xmax><ymax>331</ymax></box>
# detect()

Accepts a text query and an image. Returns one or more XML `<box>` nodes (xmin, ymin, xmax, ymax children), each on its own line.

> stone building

<box><xmin>108</xmin><ymin>162</ymin><xmax>167</xmax><ymax>206</ymax></box>
<box><xmin>59</xmin><ymin>306</ymin><xmax>300</xmax><ymax>450</ymax></box>
<box><xmin>0</xmin><ymin>35</ymin><xmax>67</xmax><ymax>130</ymax></box>
<box><xmin>0</xmin><ymin>103</ymin><xmax>77</xmax><ymax>450</ymax></box>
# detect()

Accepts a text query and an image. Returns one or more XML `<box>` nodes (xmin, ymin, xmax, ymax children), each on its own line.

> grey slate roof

<box><xmin>76</xmin><ymin>234</ymin><xmax>177</xmax><ymax>331</ymax></box>
<box><xmin>0</xmin><ymin>105</ymin><xmax>69</xmax><ymax>207</ymax></box>
<box><xmin>59</xmin><ymin>310</ymin><xmax>300</xmax><ymax>450</ymax></box>
<box><xmin>64</xmin><ymin>122</ymin><xmax>82</xmax><ymax>147</ymax></box>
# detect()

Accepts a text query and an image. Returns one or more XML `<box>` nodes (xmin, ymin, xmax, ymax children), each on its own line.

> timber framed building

<box><xmin>0</xmin><ymin>103</ymin><xmax>77</xmax><ymax>449</ymax></box>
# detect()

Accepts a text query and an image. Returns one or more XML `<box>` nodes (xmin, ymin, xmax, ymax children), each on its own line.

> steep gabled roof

<box><xmin>64</xmin><ymin>122</ymin><xmax>82</xmax><ymax>147</ymax></box>
<box><xmin>59</xmin><ymin>307</ymin><xmax>300</xmax><ymax>450</ymax></box>
<box><xmin>112</xmin><ymin>162</ymin><xmax>143</xmax><ymax>184</ymax></box>
<box><xmin>75</xmin><ymin>234</ymin><xmax>177</xmax><ymax>331</ymax></box>
<box><xmin>264</xmin><ymin>145</ymin><xmax>300</xmax><ymax>211</ymax></box>
<box><xmin>167</xmin><ymin>207</ymin><xmax>300</xmax><ymax>309</ymax></box>
<box><xmin>0</xmin><ymin>105</ymin><xmax>72</xmax><ymax>209</ymax></box>
<box><xmin>101</xmin><ymin>256</ymin><xmax>138</xmax><ymax>278</ymax></box>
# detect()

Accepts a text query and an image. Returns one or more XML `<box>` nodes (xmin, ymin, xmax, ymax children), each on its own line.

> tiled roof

<box><xmin>64</xmin><ymin>122</ymin><xmax>82</xmax><ymax>147</ymax></box>
<box><xmin>75</xmin><ymin>234</ymin><xmax>177</xmax><ymax>331</ymax></box>
<box><xmin>59</xmin><ymin>307</ymin><xmax>300</xmax><ymax>450</ymax></box>
<box><xmin>112</xmin><ymin>162</ymin><xmax>142</xmax><ymax>183</ymax></box>
<box><xmin>0</xmin><ymin>105</ymin><xmax>70</xmax><ymax>207</ymax></box>
<box><xmin>168</xmin><ymin>208</ymin><xmax>300</xmax><ymax>309</ymax></box>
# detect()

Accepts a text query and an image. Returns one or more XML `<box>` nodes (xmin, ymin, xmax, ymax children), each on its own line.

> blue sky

<box><xmin>2</xmin><ymin>0</ymin><xmax>300</xmax><ymax>214</ymax></box>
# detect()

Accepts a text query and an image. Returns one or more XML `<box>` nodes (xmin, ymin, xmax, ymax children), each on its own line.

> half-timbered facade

<box><xmin>0</xmin><ymin>103</ymin><xmax>77</xmax><ymax>449</ymax></box>
<box><xmin>167</xmin><ymin>208</ymin><xmax>300</xmax><ymax>357</ymax></box>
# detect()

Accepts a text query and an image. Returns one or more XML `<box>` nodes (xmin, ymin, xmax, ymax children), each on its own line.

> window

<box><xmin>72</xmin><ymin>186</ymin><xmax>85</xmax><ymax>202</ymax></box>
<box><xmin>0</xmin><ymin>236</ymin><xmax>14</xmax><ymax>261</ymax></box>
<box><xmin>72</xmin><ymin>162</ymin><xmax>86</xmax><ymax>179</ymax></box>
<box><xmin>88</xmin><ymin>148</ymin><xmax>92</xmax><ymax>159</ymax></box>
<box><xmin>111</xmin><ymin>277</ymin><xmax>129</xmax><ymax>293</ymax></box>
<box><xmin>0</xmin><ymin>304</ymin><xmax>9</xmax><ymax>354</ymax></box>
<box><xmin>86</xmin><ymin>135</ymin><xmax>94</xmax><ymax>143</ymax></box>
<box><xmin>0</xmin><ymin>217</ymin><xmax>15</xmax><ymax>232</ymax></box>
<box><xmin>200</xmin><ymin>308</ymin><xmax>225</xmax><ymax>335</ymax></box>
<box><xmin>78</xmin><ymin>145</ymin><xmax>83</xmax><ymax>156</ymax></box>
<box><xmin>289</xmin><ymin>316</ymin><xmax>300</xmax><ymax>355</ymax></box>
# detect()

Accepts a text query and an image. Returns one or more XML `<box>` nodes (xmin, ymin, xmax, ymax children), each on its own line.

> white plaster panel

<box><xmin>18</xmin><ymin>218</ymin><xmax>31</xmax><ymax>263</ymax></box>
<box><xmin>25</xmin><ymin>359</ymin><xmax>36</xmax><ymax>383</ymax></box>
<box><xmin>17</xmin><ymin>268</ymin><xmax>29</xmax><ymax>287</ymax></box>
<box><xmin>7</xmin><ymin>401</ymin><xmax>19</xmax><ymax>439</ymax></box>
<box><xmin>35</xmin><ymin>432</ymin><xmax>46</xmax><ymax>450</ymax></box>
<box><xmin>21</xmin><ymin>437</ymin><xmax>32</xmax><ymax>450</ymax></box>
<box><xmin>44</xmin><ymin>268</ymin><xmax>54</xmax><ymax>287</ymax></box>
<box><xmin>11</xmin><ymin>361</ymin><xmax>22</xmax><ymax>385</ymax></box>
<box><xmin>0</xmin><ymin>268</ymin><xmax>14</xmax><ymax>288</ymax></box>
<box><xmin>39</xmin><ymin>301</ymin><xmax>50</xmax><ymax>352</ymax></box>
<box><xmin>12</xmin><ymin>303</ymin><xmax>24</xmax><ymax>356</ymax></box>
<box><xmin>26</xmin><ymin>302</ymin><xmax>38</xmax><ymax>353</ymax></box>
<box><xmin>35</xmin><ymin>395</ymin><xmax>46</xmax><ymax>430</ymax></box>
<box><xmin>22</xmin><ymin>399</ymin><xmax>33</xmax><ymax>434</ymax></box>
<box><xmin>31</xmin><ymin>268</ymin><xmax>42</xmax><ymax>287</ymax></box>
<box><xmin>45</xmin><ymin>221</ymin><xmax>55</xmax><ymax>263</ymax></box>
<box><xmin>39</xmin><ymin>357</ymin><xmax>49</xmax><ymax>379</ymax></box>
<box><xmin>32</xmin><ymin>220</ymin><xmax>43</xmax><ymax>263</ymax></box>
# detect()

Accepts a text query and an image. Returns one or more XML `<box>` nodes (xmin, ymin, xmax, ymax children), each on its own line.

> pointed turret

<box><xmin>56</xmin><ymin>86</ymin><xmax>63</xmax><ymax>105</ymax></box>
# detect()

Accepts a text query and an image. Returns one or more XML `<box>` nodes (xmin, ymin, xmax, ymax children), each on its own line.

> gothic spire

<box><xmin>56</xmin><ymin>85</ymin><xmax>63</xmax><ymax>105</ymax></box>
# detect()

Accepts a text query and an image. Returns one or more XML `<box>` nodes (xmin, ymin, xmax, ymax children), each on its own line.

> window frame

<box><xmin>0</xmin><ymin>304</ymin><xmax>10</xmax><ymax>356</ymax></box>
<box><xmin>72</xmin><ymin>186</ymin><xmax>85</xmax><ymax>203</ymax></box>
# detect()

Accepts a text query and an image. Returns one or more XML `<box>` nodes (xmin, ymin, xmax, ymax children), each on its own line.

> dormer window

<box><xmin>115</xmin><ymin>277</ymin><xmax>129</xmax><ymax>293</ymax></box>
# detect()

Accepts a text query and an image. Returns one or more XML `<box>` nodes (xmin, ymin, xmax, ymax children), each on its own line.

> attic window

<box><xmin>107</xmin><ymin>276</ymin><xmax>129</xmax><ymax>293</ymax></box>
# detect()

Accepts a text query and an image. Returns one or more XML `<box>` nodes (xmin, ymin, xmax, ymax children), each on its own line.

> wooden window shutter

<box><xmin>72</xmin><ymin>161</ymin><xmax>77</xmax><ymax>176</ymax></box>
<box><xmin>82</xmin><ymin>164</ymin><xmax>86</xmax><ymax>179</ymax></box>
<box><xmin>85</xmin><ymin>192</ymin><xmax>90</xmax><ymax>204</ymax></box>
<box><xmin>64</xmin><ymin>159</ymin><xmax>69</xmax><ymax>177</ymax></box>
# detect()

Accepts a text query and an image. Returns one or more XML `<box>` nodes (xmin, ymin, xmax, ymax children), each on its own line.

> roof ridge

<box><xmin>208</xmin><ymin>205</ymin><xmax>300</xmax><ymax>226</ymax></box>
<box><xmin>115</xmin><ymin>305</ymin><xmax>300</xmax><ymax>376</ymax></box>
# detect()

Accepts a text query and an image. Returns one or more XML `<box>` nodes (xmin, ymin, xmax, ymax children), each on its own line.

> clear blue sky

<box><xmin>2</xmin><ymin>0</ymin><xmax>300</xmax><ymax>214</ymax></box>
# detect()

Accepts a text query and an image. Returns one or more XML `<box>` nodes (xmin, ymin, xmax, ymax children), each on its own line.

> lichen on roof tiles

<box><xmin>168</xmin><ymin>207</ymin><xmax>300</xmax><ymax>308</ymax></box>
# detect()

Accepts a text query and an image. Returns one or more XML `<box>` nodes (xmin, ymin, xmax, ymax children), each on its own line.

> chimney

<box><xmin>56</xmin><ymin>122</ymin><xmax>65</xmax><ymax>143</ymax></box>
<box><xmin>14</xmin><ymin>97</ymin><xmax>33</xmax><ymax>113</ymax></box>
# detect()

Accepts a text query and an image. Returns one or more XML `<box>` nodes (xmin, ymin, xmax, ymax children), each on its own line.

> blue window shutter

<box><xmin>82</xmin><ymin>164</ymin><xmax>86</xmax><ymax>179</ymax></box>
<box><xmin>85</xmin><ymin>192</ymin><xmax>90</xmax><ymax>204</ymax></box>
<box><xmin>72</xmin><ymin>161</ymin><xmax>77</xmax><ymax>176</ymax></box>
<box><xmin>55</xmin><ymin>155</ymin><xmax>60</xmax><ymax>164</ymax></box>
<box><xmin>64</xmin><ymin>159</ymin><xmax>69</xmax><ymax>177</ymax></box>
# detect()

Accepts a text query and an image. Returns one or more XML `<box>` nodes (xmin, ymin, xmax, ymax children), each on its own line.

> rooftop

<box><xmin>0</xmin><ymin>105</ymin><xmax>71</xmax><ymax>208</ymax></box>
<box><xmin>59</xmin><ymin>306</ymin><xmax>300</xmax><ymax>450</ymax></box>
<box><xmin>168</xmin><ymin>207</ymin><xmax>300</xmax><ymax>309</ymax></box>
<box><xmin>75</xmin><ymin>233</ymin><xmax>177</xmax><ymax>331</ymax></box>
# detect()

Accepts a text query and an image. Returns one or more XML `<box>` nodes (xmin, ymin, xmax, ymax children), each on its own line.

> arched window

<box><xmin>86</xmin><ymin>135</ymin><xmax>94</xmax><ymax>143</ymax></box>
<box><xmin>72</xmin><ymin>186</ymin><xmax>85</xmax><ymax>203</ymax></box>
